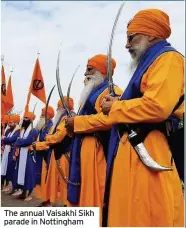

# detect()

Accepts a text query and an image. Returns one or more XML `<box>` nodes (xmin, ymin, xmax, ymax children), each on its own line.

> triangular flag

<box><xmin>5</xmin><ymin>75</ymin><xmax>14</xmax><ymax>113</ymax></box>
<box><xmin>25</xmin><ymin>58</ymin><xmax>46</xmax><ymax>111</ymax></box>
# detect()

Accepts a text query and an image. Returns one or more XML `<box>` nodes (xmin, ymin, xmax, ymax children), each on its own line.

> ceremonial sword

<box><xmin>44</xmin><ymin>85</ymin><xmax>56</xmax><ymax>125</ymax></box>
<box><xmin>56</xmin><ymin>47</ymin><xmax>71</xmax><ymax>117</ymax></box>
<box><xmin>55</xmin><ymin>45</ymin><xmax>80</xmax><ymax>185</ymax></box>
<box><xmin>107</xmin><ymin>1</ymin><xmax>126</xmax><ymax>96</ymax></box>
<box><xmin>30</xmin><ymin>102</ymin><xmax>37</xmax><ymax>163</ymax></box>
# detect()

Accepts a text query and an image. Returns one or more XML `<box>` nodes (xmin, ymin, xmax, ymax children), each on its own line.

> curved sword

<box><xmin>67</xmin><ymin>65</ymin><xmax>80</xmax><ymax>110</ymax></box>
<box><xmin>33</xmin><ymin>102</ymin><xmax>37</xmax><ymax>114</ymax></box>
<box><xmin>45</xmin><ymin>85</ymin><xmax>56</xmax><ymax>124</ymax></box>
<box><xmin>127</xmin><ymin>127</ymin><xmax>173</xmax><ymax>171</ymax></box>
<box><xmin>56</xmin><ymin>48</ymin><xmax>71</xmax><ymax>117</ymax></box>
<box><xmin>31</xmin><ymin>102</ymin><xmax>37</xmax><ymax>130</ymax></box>
<box><xmin>107</xmin><ymin>1</ymin><xmax>126</xmax><ymax>96</ymax></box>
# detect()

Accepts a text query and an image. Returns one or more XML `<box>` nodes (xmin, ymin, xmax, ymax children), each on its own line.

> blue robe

<box><xmin>4</xmin><ymin>128</ymin><xmax>11</xmax><ymax>137</ymax></box>
<box><xmin>1</xmin><ymin>128</ymin><xmax>20</xmax><ymax>182</ymax></box>
<box><xmin>13</xmin><ymin>128</ymin><xmax>38</xmax><ymax>191</ymax></box>
<box><xmin>35</xmin><ymin>120</ymin><xmax>53</xmax><ymax>185</ymax></box>
<box><xmin>68</xmin><ymin>80</ymin><xmax>109</xmax><ymax>204</ymax></box>
<box><xmin>1</xmin><ymin>128</ymin><xmax>11</xmax><ymax>151</ymax></box>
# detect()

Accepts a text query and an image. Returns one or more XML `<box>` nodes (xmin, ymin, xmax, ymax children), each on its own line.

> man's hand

<box><xmin>65</xmin><ymin>117</ymin><xmax>75</xmax><ymax>135</ymax></box>
<box><xmin>101</xmin><ymin>95</ymin><xmax>119</xmax><ymax>115</ymax></box>
<box><xmin>28</xmin><ymin>145</ymin><xmax>34</xmax><ymax>151</ymax></box>
<box><xmin>32</xmin><ymin>143</ymin><xmax>36</xmax><ymax>151</ymax></box>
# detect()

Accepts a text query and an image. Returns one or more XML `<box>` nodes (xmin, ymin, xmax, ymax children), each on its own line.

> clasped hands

<box><xmin>65</xmin><ymin>95</ymin><xmax>119</xmax><ymax>135</ymax></box>
<box><xmin>101</xmin><ymin>94</ymin><xmax>119</xmax><ymax>115</ymax></box>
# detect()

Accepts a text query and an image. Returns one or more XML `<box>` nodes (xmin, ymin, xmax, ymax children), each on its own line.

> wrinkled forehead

<box><xmin>85</xmin><ymin>66</ymin><xmax>97</xmax><ymax>75</ymax></box>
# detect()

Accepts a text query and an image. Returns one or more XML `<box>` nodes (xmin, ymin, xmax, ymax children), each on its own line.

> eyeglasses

<box><xmin>127</xmin><ymin>33</ymin><xmax>137</xmax><ymax>42</ymax></box>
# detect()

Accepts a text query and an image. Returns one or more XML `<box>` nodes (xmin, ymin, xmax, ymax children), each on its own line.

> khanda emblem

<box><xmin>33</xmin><ymin>79</ymin><xmax>44</xmax><ymax>91</ymax></box>
<box><xmin>1</xmin><ymin>84</ymin><xmax>6</xmax><ymax>96</ymax></box>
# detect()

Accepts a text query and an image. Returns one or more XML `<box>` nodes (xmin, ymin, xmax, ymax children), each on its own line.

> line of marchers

<box><xmin>19</xmin><ymin>209</ymin><xmax>95</xmax><ymax>217</ymax></box>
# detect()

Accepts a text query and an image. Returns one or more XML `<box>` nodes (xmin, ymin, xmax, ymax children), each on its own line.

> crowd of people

<box><xmin>1</xmin><ymin>8</ymin><xmax>184</xmax><ymax>227</ymax></box>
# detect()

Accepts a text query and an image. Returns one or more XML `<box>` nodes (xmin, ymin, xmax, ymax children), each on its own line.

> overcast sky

<box><xmin>1</xmin><ymin>1</ymin><xmax>185</xmax><ymax>121</ymax></box>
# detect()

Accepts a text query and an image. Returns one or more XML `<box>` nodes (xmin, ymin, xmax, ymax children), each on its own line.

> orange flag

<box><xmin>5</xmin><ymin>75</ymin><xmax>14</xmax><ymax>113</ymax></box>
<box><xmin>1</xmin><ymin>65</ymin><xmax>7</xmax><ymax>116</ymax></box>
<box><xmin>25</xmin><ymin>58</ymin><xmax>46</xmax><ymax>111</ymax></box>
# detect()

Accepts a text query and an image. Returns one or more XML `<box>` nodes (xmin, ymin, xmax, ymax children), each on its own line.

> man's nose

<box><xmin>84</xmin><ymin>70</ymin><xmax>91</xmax><ymax>76</ymax></box>
<box><xmin>125</xmin><ymin>40</ymin><xmax>131</xmax><ymax>49</ymax></box>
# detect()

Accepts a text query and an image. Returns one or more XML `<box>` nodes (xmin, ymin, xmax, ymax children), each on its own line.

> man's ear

<box><xmin>148</xmin><ymin>36</ymin><xmax>156</xmax><ymax>42</ymax></box>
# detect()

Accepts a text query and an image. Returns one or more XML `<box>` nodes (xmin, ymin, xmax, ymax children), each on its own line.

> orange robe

<box><xmin>73</xmin><ymin>86</ymin><xmax>123</xmax><ymax>220</ymax></box>
<box><xmin>34</xmin><ymin>125</ymin><xmax>53</xmax><ymax>200</ymax></box>
<box><xmin>75</xmin><ymin>52</ymin><xmax>184</xmax><ymax>226</ymax></box>
<box><xmin>35</xmin><ymin>117</ymin><xmax>70</xmax><ymax>205</ymax></box>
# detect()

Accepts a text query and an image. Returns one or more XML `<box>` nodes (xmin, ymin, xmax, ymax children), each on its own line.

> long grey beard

<box><xmin>129</xmin><ymin>39</ymin><xmax>148</xmax><ymax>76</ymax></box>
<box><xmin>78</xmin><ymin>72</ymin><xmax>104</xmax><ymax>109</ymax></box>
<box><xmin>35</xmin><ymin>117</ymin><xmax>45</xmax><ymax>131</ymax></box>
<box><xmin>128</xmin><ymin>59</ymin><xmax>139</xmax><ymax>76</ymax></box>
<box><xmin>52</xmin><ymin>109</ymin><xmax>65</xmax><ymax>130</ymax></box>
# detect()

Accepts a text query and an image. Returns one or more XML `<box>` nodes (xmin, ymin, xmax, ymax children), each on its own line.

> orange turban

<box><xmin>87</xmin><ymin>54</ymin><xmax>116</xmax><ymax>76</ymax></box>
<box><xmin>9</xmin><ymin>114</ymin><xmax>20</xmax><ymax>123</ymax></box>
<box><xmin>57</xmin><ymin>96</ymin><xmax>74</xmax><ymax>111</ymax></box>
<box><xmin>127</xmin><ymin>9</ymin><xmax>171</xmax><ymax>39</ymax></box>
<box><xmin>41</xmin><ymin>106</ymin><xmax>55</xmax><ymax>119</ymax></box>
<box><xmin>2</xmin><ymin>115</ymin><xmax>9</xmax><ymax>123</ymax></box>
<box><xmin>24</xmin><ymin>111</ymin><xmax>36</xmax><ymax>121</ymax></box>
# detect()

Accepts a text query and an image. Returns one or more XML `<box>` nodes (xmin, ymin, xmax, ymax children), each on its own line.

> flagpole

<box><xmin>10</xmin><ymin>67</ymin><xmax>13</xmax><ymax>76</ymax></box>
<box><xmin>1</xmin><ymin>55</ymin><xmax>4</xmax><ymax>65</ymax></box>
<box><xmin>37</xmin><ymin>50</ymin><xmax>40</xmax><ymax>59</ymax></box>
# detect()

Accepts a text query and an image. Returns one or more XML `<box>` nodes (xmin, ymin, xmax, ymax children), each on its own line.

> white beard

<box><xmin>52</xmin><ymin>108</ymin><xmax>65</xmax><ymax>130</ymax></box>
<box><xmin>128</xmin><ymin>59</ymin><xmax>139</xmax><ymax>76</ymax></box>
<box><xmin>78</xmin><ymin>71</ymin><xmax>104</xmax><ymax>108</ymax></box>
<box><xmin>128</xmin><ymin>39</ymin><xmax>148</xmax><ymax>76</ymax></box>
<box><xmin>35</xmin><ymin>117</ymin><xmax>45</xmax><ymax>131</ymax></box>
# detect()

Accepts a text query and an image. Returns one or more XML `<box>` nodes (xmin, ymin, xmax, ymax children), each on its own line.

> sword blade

<box><xmin>67</xmin><ymin>65</ymin><xmax>80</xmax><ymax>110</ymax></box>
<box><xmin>107</xmin><ymin>1</ymin><xmax>126</xmax><ymax>95</ymax></box>
<box><xmin>134</xmin><ymin>143</ymin><xmax>173</xmax><ymax>171</ymax></box>
<box><xmin>31</xmin><ymin>102</ymin><xmax>37</xmax><ymax>130</ymax></box>
<box><xmin>45</xmin><ymin>85</ymin><xmax>56</xmax><ymax>124</ymax></box>
<box><xmin>56</xmin><ymin>48</ymin><xmax>70</xmax><ymax>116</ymax></box>
<box><xmin>33</xmin><ymin>102</ymin><xmax>37</xmax><ymax>114</ymax></box>
<box><xmin>128</xmin><ymin>128</ymin><xmax>173</xmax><ymax>171</ymax></box>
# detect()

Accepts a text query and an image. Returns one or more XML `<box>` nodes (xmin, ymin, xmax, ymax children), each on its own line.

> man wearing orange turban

<box><xmin>65</xmin><ymin>54</ymin><xmax>123</xmax><ymax>224</ymax></box>
<box><xmin>1</xmin><ymin>114</ymin><xmax>21</xmax><ymax>192</ymax></box>
<box><xmin>12</xmin><ymin>111</ymin><xmax>38</xmax><ymax>201</ymax></box>
<box><xmin>33</xmin><ymin>96</ymin><xmax>75</xmax><ymax>207</ymax></box>
<box><xmin>33</xmin><ymin>105</ymin><xmax>54</xmax><ymax>202</ymax></box>
<box><xmin>97</xmin><ymin>9</ymin><xmax>184</xmax><ymax>227</ymax></box>
<box><xmin>87</xmin><ymin>54</ymin><xmax>116</xmax><ymax>76</ymax></box>
<box><xmin>23</xmin><ymin>111</ymin><xmax>36</xmax><ymax>121</ymax></box>
<box><xmin>57</xmin><ymin>97</ymin><xmax>74</xmax><ymax>111</ymax></box>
